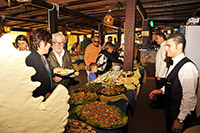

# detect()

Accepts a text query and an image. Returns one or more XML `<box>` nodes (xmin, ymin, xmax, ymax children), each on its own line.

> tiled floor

<box><xmin>69</xmin><ymin>70</ymin><xmax>167</xmax><ymax>133</ymax></box>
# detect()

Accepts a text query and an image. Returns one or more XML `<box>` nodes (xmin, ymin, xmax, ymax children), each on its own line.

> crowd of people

<box><xmin>11</xmin><ymin>28</ymin><xmax>199</xmax><ymax>133</ymax></box>
<box><xmin>13</xmin><ymin>29</ymin><xmax>123</xmax><ymax>100</ymax></box>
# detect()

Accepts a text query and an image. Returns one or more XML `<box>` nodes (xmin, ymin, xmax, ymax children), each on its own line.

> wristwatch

<box><xmin>177</xmin><ymin>118</ymin><xmax>184</xmax><ymax>124</ymax></box>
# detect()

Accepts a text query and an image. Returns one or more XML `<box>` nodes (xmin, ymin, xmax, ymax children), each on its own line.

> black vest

<box><xmin>165</xmin><ymin>57</ymin><xmax>194</xmax><ymax>120</ymax></box>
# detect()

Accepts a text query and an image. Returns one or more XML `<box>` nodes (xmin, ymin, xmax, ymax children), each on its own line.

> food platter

<box><xmin>65</xmin><ymin>119</ymin><xmax>97</xmax><ymax>133</ymax></box>
<box><xmin>55</xmin><ymin>69</ymin><xmax>74</xmax><ymax>76</ymax></box>
<box><xmin>115</xmin><ymin>75</ymin><xmax>136</xmax><ymax>84</ymax></box>
<box><xmin>97</xmin><ymin>85</ymin><xmax>127</xmax><ymax>96</ymax></box>
<box><xmin>121</xmin><ymin>71</ymin><xmax>134</xmax><ymax>77</ymax></box>
<box><xmin>69</xmin><ymin>91</ymin><xmax>98</xmax><ymax>105</ymax></box>
<box><xmin>75</xmin><ymin>101</ymin><xmax>128</xmax><ymax>129</ymax></box>
<box><xmin>80</xmin><ymin>83</ymin><xmax>102</xmax><ymax>93</ymax></box>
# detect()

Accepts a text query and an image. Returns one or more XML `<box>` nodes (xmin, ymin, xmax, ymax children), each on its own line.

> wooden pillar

<box><xmin>149</xmin><ymin>26</ymin><xmax>153</xmax><ymax>45</ymax></box>
<box><xmin>48</xmin><ymin>5</ymin><xmax>58</xmax><ymax>34</ymax></box>
<box><xmin>142</xmin><ymin>19</ymin><xmax>150</xmax><ymax>48</ymax></box>
<box><xmin>123</xmin><ymin>0</ymin><xmax>136</xmax><ymax>71</ymax></box>
<box><xmin>117</xmin><ymin>27</ymin><xmax>121</xmax><ymax>44</ymax></box>
<box><xmin>0</xmin><ymin>17</ymin><xmax>3</xmax><ymax>36</ymax></box>
<box><xmin>62</xmin><ymin>26</ymin><xmax>68</xmax><ymax>49</ymax></box>
<box><xmin>91</xmin><ymin>30</ymin><xmax>95</xmax><ymax>39</ymax></box>
<box><xmin>98</xmin><ymin>23</ymin><xmax>104</xmax><ymax>46</ymax></box>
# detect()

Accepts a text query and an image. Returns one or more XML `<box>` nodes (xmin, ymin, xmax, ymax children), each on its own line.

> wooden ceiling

<box><xmin>0</xmin><ymin>0</ymin><xmax>200</xmax><ymax>34</ymax></box>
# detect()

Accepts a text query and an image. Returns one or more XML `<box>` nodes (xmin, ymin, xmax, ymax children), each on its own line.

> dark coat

<box><xmin>26</xmin><ymin>49</ymin><xmax>52</xmax><ymax>98</ymax></box>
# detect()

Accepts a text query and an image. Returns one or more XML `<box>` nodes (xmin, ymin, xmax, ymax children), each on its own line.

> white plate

<box><xmin>56</xmin><ymin>69</ymin><xmax>75</xmax><ymax>76</ymax></box>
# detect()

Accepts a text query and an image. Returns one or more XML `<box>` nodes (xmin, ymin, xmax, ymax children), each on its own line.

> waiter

<box><xmin>149</xmin><ymin>33</ymin><xmax>198</xmax><ymax>133</ymax></box>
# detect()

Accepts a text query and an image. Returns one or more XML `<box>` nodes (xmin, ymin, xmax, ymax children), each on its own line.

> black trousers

<box><xmin>155</xmin><ymin>77</ymin><xmax>166</xmax><ymax>105</ymax></box>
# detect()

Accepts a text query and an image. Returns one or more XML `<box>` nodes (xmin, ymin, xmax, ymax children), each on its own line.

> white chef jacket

<box><xmin>155</xmin><ymin>41</ymin><xmax>168</xmax><ymax>78</ymax></box>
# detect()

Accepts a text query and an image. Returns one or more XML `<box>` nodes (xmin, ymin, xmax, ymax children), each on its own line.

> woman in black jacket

<box><xmin>96</xmin><ymin>42</ymin><xmax>123</xmax><ymax>75</ymax></box>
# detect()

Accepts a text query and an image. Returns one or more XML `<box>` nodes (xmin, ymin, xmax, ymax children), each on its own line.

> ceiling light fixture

<box><xmin>104</xmin><ymin>10</ymin><xmax>114</xmax><ymax>26</ymax></box>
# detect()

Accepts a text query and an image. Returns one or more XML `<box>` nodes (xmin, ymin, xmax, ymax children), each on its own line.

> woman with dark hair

<box><xmin>25</xmin><ymin>28</ymin><xmax>55</xmax><ymax>100</ymax></box>
<box><xmin>96</xmin><ymin>42</ymin><xmax>123</xmax><ymax>75</ymax></box>
<box><xmin>15</xmin><ymin>35</ymin><xmax>29</xmax><ymax>51</ymax></box>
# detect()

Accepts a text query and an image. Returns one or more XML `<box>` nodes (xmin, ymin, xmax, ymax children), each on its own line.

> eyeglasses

<box><xmin>53</xmin><ymin>42</ymin><xmax>64</xmax><ymax>46</ymax></box>
<box><xmin>93</xmin><ymin>40</ymin><xmax>100</xmax><ymax>43</ymax></box>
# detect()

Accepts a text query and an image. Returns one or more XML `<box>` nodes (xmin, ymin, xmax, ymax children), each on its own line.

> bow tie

<box><xmin>169</xmin><ymin>58</ymin><xmax>173</xmax><ymax>65</ymax></box>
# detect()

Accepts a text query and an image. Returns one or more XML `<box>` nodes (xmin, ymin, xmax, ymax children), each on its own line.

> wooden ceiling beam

<box><xmin>146</xmin><ymin>4</ymin><xmax>200</xmax><ymax>14</ymax></box>
<box><xmin>65</xmin><ymin>0</ymin><xmax>125</xmax><ymax>11</ymax></box>
<box><xmin>141</xmin><ymin>0</ymin><xmax>200</xmax><ymax>4</ymax></box>
<box><xmin>136</xmin><ymin>0</ymin><xmax>148</xmax><ymax>19</ymax></box>
<box><xmin>1</xmin><ymin>15</ymin><xmax>93</xmax><ymax>30</ymax></box>
<box><xmin>12</xmin><ymin>8</ymin><xmax>46</xmax><ymax>17</ymax></box>
<box><xmin>153</xmin><ymin>22</ymin><xmax>182</xmax><ymax>28</ymax></box>
<box><xmin>143</xmin><ymin>1</ymin><xmax>200</xmax><ymax>9</ymax></box>
<box><xmin>149</xmin><ymin>16</ymin><xmax>188</xmax><ymax>21</ymax></box>
<box><xmin>148</xmin><ymin>10</ymin><xmax>196</xmax><ymax>17</ymax></box>
<box><xmin>29</xmin><ymin>0</ymin><xmax>102</xmax><ymax>23</ymax></box>
<box><xmin>0</xmin><ymin>15</ymin><xmax>47</xmax><ymax>24</ymax></box>
<box><xmin>61</xmin><ymin>0</ymin><xmax>101</xmax><ymax>7</ymax></box>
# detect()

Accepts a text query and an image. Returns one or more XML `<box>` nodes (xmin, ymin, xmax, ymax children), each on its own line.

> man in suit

<box><xmin>149</xmin><ymin>33</ymin><xmax>198</xmax><ymax>133</ymax></box>
<box><xmin>26</xmin><ymin>28</ymin><xmax>53</xmax><ymax>100</ymax></box>
<box><xmin>47</xmin><ymin>33</ymin><xmax>73</xmax><ymax>89</ymax></box>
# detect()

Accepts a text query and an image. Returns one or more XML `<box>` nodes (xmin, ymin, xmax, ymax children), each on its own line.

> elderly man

<box><xmin>149</xmin><ymin>33</ymin><xmax>198</xmax><ymax>133</ymax></box>
<box><xmin>84</xmin><ymin>36</ymin><xmax>101</xmax><ymax>80</ymax></box>
<box><xmin>26</xmin><ymin>28</ymin><xmax>53</xmax><ymax>100</ymax></box>
<box><xmin>47</xmin><ymin>33</ymin><xmax>73</xmax><ymax>89</ymax></box>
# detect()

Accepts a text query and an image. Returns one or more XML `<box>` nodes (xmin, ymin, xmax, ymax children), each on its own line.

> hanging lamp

<box><xmin>103</xmin><ymin>10</ymin><xmax>114</xmax><ymax>26</ymax></box>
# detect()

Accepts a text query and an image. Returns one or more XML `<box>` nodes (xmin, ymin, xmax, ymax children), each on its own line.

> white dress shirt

<box><xmin>162</xmin><ymin>53</ymin><xmax>198</xmax><ymax>120</ymax></box>
<box><xmin>155</xmin><ymin>41</ymin><xmax>168</xmax><ymax>78</ymax></box>
<box><xmin>53</xmin><ymin>49</ymin><xmax>65</xmax><ymax>67</ymax></box>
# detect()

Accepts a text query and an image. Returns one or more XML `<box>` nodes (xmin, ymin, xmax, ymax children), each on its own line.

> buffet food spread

<box><xmin>69</xmin><ymin>92</ymin><xmax>98</xmax><ymax>105</ymax></box>
<box><xmin>98</xmin><ymin>85</ymin><xmax>127</xmax><ymax>96</ymax></box>
<box><xmin>67</xmin><ymin>69</ymin><xmax>141</xmax><ymax>132</ymax></box>
<box><xmin>75</xmin><ymin>101</ymin><xmax>128</xmax><ymax>129</ymax></box>
<box><xmin>66</xmin><ymin>119</ymin><xmax>97</xmax><ymax>133</ymax></box>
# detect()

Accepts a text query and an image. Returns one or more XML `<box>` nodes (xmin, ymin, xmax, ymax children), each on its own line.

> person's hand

<box><xmin>149</xmin><ymin>89</ymin><xmax>162</xmax><ymax>99</ymax></box>
<box><xmin>53</xmin><ymin>76</ymin><xmax>62</xmax><ymax>82</ymax></box>
<box><xmin>45</xmin><ymin>92</ymin><xmax>51</xmax><ymax>99</ymax></box>
<box><xmin>157</xmin><ymin>76</ymin><xmax>161</xmax><ymax>80</ymax></box>
<box><xmin>53</xmin><ymin>67</ymin><xmax>64</xmax><ymax>73</ymax></box>
<box><xmin>112</xmin><ymin>62</ymin><xmax>116</xmax><ymax>66</ymax></box>
<box><xmin>87</xmin><ymin>65</ymin><xmax>90</xmax><ymax>71</ymax></box>
<box><xmin>172</xmin><ymin>119</ymin><xmax>184</xmax><ymax>133</ymax></box>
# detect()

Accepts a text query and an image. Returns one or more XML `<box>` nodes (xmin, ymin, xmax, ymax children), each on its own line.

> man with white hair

<box><xmin>47</xmin><ymin>33</ymin><xmax>73</xmax><ymax>89</ymax></box>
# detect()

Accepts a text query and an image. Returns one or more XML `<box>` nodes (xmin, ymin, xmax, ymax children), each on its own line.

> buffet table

<box><xmin>67</xmin><ymin>69</ymin><xmax>142</xmax><ymax>133</ymax></box>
